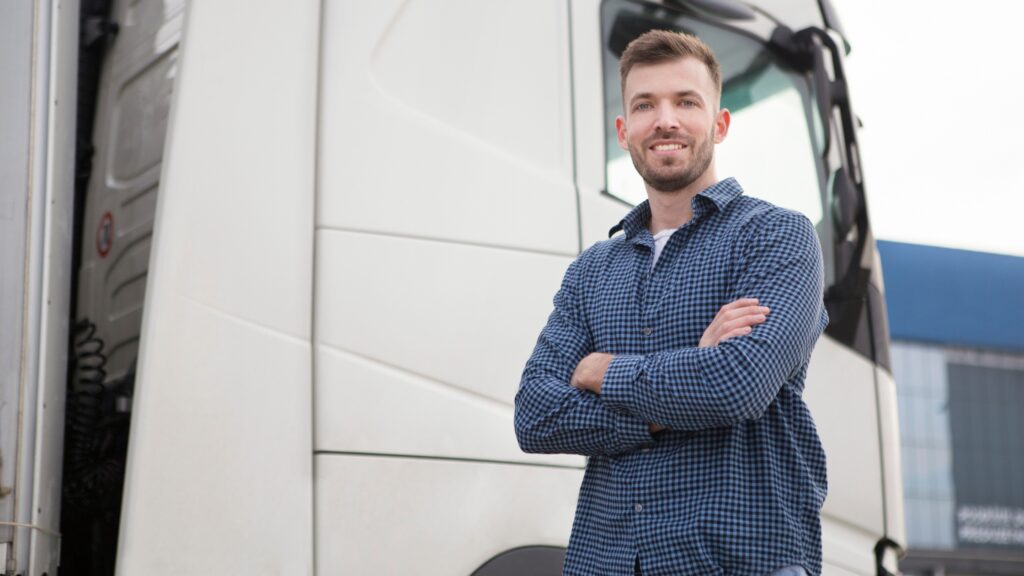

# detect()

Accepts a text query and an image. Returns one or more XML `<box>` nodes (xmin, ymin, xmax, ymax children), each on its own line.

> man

<box><xmin>514</xmin><ymin>30</ymin><xmax>828</xmax><ymax>576</ymax></box>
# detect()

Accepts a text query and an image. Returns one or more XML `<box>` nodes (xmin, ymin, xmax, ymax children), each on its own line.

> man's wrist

<box><xmin>571</xmin><ymin>352</ymin><xmax>615</xmax><ymax>394</ymax></box>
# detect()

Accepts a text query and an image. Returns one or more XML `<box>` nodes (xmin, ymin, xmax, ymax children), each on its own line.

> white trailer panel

<box><xmin>115</xmin><ymin>1</ymin><xmax>319</xmax><ymax>573</ymax></box>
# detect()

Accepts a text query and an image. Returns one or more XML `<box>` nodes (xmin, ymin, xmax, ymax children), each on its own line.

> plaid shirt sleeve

<box><xmin>515</xmin><ymin>257</ymin><xmax>655</xmax><ymax>456</ymax></box>
<box><xmin>601</xmin><ymin>211</ymin><xmax>829</xmax><ymax>431</ymax></box>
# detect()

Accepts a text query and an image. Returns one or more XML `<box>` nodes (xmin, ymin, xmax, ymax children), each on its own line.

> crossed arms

<box><xmin>514</xmin><ymin>212</ymin><xmax>827</xmax><ymax>456</ymax></box>
<box><xmin>569</xmin><ymin>298</ymin><xmax>770</xmax><ymax>434</ymax></box>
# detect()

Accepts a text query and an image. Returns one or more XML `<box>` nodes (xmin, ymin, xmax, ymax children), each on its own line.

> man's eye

<box><xmin>634</xmin><ymin>102</ymin><xmax>652</xmax><ymax>111</ymax></box>
<box><xmin>681</xmin><ymin>100</ymin><xmax>697</xmax><ymax>108</ymax></box>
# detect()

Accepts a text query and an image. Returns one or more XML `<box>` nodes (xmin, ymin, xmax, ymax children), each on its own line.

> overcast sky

<box><xmin>835</xmin><ymin>0</ymin><xmax>1024</xmax><ymax>257</ymax></box>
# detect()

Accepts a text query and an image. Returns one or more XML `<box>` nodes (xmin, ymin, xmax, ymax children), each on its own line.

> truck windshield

<box><xmin>602</xmin><ymin>0</ymin><xmax>834</xmax><ymax>285</ymax></box>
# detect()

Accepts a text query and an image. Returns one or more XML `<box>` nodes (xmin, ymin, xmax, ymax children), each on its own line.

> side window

<box><xmin>601</xmin><ymin>0</ymin><xmax>834</xmax><ymax>284</ymax></box>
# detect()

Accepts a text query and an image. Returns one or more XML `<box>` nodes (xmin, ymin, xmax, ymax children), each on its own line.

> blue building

<box><xmin>878</xmin><ymin>241</ymin><xmax>1024</xmax><ymax>576</ymax></box>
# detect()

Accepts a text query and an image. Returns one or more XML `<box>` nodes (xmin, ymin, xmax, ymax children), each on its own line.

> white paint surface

<box><xmin>315</xmin><ymin>454</ymin><xmax>581</xmax><ymax>575</ymax></box>
<box><xmin>115</xmin><ymin>1</ymin><xmax>319</xmax><ymax>573</ymax></box>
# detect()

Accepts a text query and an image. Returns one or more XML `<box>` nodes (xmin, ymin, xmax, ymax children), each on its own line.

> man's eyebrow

<box><xmin>628</xmin><ymin>90</ymin><xmax>705</xmax><ymax>105</ymax></box>
<box><xmin>628</xmin><ymin>92</ymin><xmax>654</xmax><ymax>105</ymax></box>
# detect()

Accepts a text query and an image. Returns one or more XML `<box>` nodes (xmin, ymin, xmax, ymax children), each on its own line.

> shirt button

<box><xmin>642</xmin><ymin>327</ymin><xmax>653</xmax><ymax>336</ymax></box>
<box><xmin>634</xmin><ymin>503</ymin><xmax>644</xmax><ymax>513</ymax></box>
<box><xmin>641</xmin><ymin>447</ymin><xmax>651</xmax><ymax>453</ymax></box>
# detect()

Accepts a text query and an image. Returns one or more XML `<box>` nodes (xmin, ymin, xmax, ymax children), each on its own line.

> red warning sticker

<box><xmin>97</xmin><ymin>211</ymin><xmax>114</xmax><ymax>258</ymax></box>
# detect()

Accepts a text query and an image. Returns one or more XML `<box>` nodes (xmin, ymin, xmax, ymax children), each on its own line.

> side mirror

<box><xmin>831</xmin><ymin>166</ymin><xmax>859</xmax><ymax>240</ymax></box>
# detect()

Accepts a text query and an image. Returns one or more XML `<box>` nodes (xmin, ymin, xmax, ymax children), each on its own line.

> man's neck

<box><xmin>645</xmin><ymin>171</ymin><xmax>718</xmax><ymax>233</ymax></box>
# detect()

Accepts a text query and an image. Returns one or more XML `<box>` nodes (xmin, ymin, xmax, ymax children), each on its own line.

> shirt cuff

<box><xmin>609</xmin><ymin>408</ymin><xmax>655</xmax><ymax>452</ymax></box>
<box><xmin>601</xmin><ymin>354</ymin><xmax>645</xmax><ymax>415</ymax></box>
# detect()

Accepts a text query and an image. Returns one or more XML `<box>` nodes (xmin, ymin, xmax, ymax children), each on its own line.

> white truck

<box><xmin>0</xmin><ymin>0</ymin><xmax>903</xmax><ymax>574</ymax></box>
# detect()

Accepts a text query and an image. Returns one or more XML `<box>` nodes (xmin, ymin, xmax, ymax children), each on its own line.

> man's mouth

<box><xmin>652</xmin><ymin>143</ymin><xmax>685</xmax><ymax>151</ymax></box>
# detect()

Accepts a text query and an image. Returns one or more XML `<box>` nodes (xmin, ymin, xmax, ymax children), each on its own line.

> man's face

<box><xmin>616</xmin><ymin>57</ymin><xmax>729</xmax><ymax>194</ymax></box>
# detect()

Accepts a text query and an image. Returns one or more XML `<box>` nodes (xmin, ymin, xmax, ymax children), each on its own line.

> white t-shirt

<box><xmin>652</xmin><ymin>228</ymin><xmax>675</xmax><ymax>268</ymax></box>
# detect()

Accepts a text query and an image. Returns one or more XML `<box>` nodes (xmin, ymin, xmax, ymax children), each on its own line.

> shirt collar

<box><xmin>608</xmin><ymin>177</ymin><xmax>744</xmax><ymax>239</ymax></box>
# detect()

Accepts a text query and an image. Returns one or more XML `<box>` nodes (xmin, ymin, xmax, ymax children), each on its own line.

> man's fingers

<box><xmin>719</xmin><ymin>313</ymin><xmax>767</xmax><ymax>333</ymax></box>
<box><xmin>718</xmin><ymin>305</ymin><xmax>770</xmax><ymax>324</ymax></box>
<box><xmin>723</xmin><ymin>304</ymin><xmax>769</xmax><ymax>317</ymax></box>
<box><xmin>701</xmin><ymin>300</ymin><xmax>771</xmax><ymax>348</ymax></box>
<box><xmin>711</xmin><ymin>300</ymin><xmax>759</xmax><ymax>323</ymax></box>
<box><xmin>718</xmin><ymin>298</ymin><xmax>759</xmax><ymax>312</ymax></box>
<box><xmin>707</xmin><ymin>317</ymin><xmax>761</xmax><ymax>345</ymax></box>
<box><xmin>718</xmin><ymin>326</ymin><xmax>752</xmax><ymax>343</ymax></box>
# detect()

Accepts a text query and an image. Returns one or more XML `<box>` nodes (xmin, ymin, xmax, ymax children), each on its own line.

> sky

<box><xmin>833</xmin><ymin>0</ymin><xmax>1024</xmax><ymax>257</ymax></box>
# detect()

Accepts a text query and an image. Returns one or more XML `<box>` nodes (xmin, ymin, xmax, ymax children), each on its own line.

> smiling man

<box><xmin>515</xmin><ymin>30</ymin><xmax>829</xmax><ymax>575</ymax></box>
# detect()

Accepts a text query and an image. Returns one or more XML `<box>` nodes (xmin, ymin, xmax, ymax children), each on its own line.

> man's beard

<box><xmin>630</xmin><ymin>127</ymin><xmax>715</xmax><ymax>193</ymax></box>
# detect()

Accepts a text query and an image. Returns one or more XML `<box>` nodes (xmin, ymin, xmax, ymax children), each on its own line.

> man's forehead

<box><xmin>623</xmin><ymin>57</ymin><xmax>716</xmax><ymax>99</ymax></box>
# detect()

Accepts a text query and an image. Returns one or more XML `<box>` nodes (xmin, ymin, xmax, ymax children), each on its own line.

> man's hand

<box><xmin>570</xmin><ymin>352</ymin><xmax>614</xmax><ymax>394</ymax></box>
<box><xmin>699</xmin><ymin>298</ymin><xmax>770</xmax><ymax>348</ymax></box>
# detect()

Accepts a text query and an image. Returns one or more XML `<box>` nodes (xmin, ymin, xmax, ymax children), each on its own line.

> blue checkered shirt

<box><xmin>515</xmin><ymin>178</ymin><xmax>828</xmax><ymax>575</ymax></box>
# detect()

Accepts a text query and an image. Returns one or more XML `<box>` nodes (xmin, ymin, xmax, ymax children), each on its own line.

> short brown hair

<box><xmin>619</xmin><ymin>30</ymin><xmax>722</xmax><ymax>102</ymax></box>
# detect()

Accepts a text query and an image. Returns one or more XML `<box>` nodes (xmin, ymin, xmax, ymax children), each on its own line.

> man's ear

<box><xmin>615</xmin><ymin>115</ymin><xmax>629</xmax><ymax>150</ymax></box>
<box><xmin>713</xmin><ymin>108</ymin><xmax>731</xmax><ymax>143</ymax></box>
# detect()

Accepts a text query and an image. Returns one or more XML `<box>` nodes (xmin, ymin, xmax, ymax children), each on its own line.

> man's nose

<box><xmin>653</xmin><ymin>103</ymin><xmax>680</xmax><ymax>132</ymax></box>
